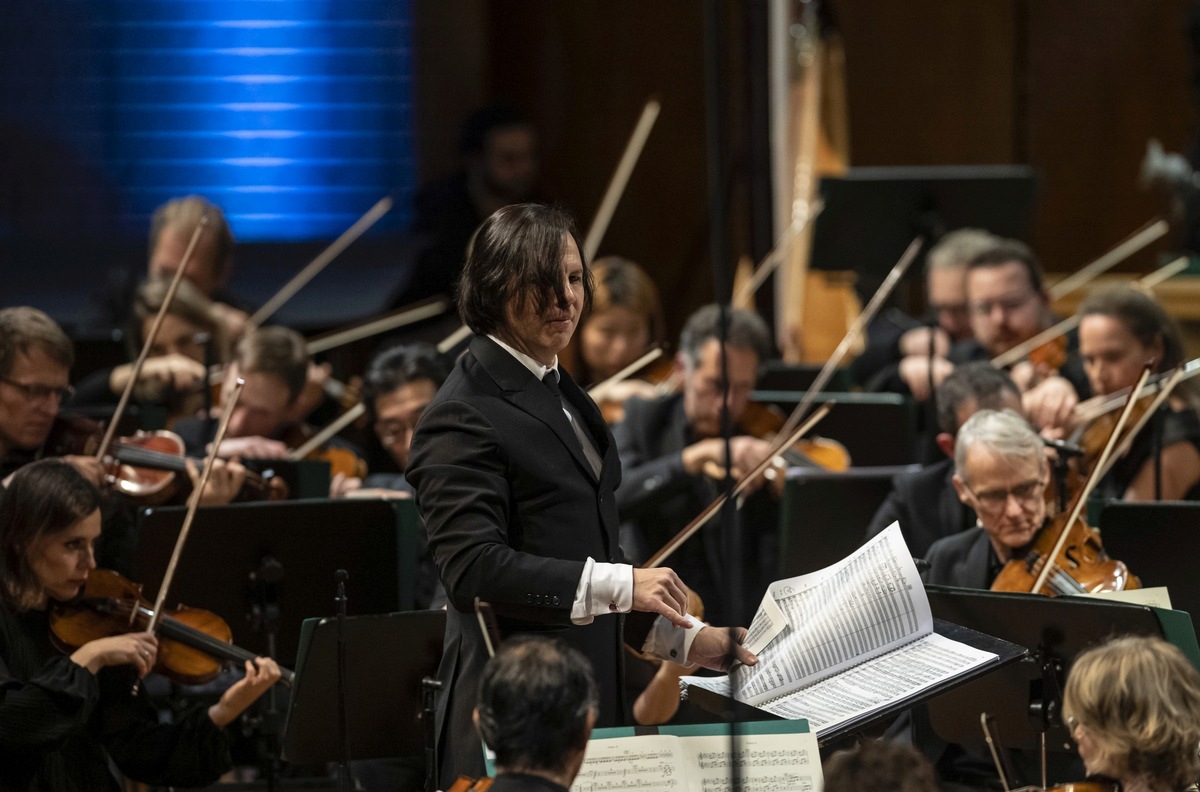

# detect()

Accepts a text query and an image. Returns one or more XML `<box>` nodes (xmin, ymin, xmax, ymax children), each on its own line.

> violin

<box><xmin>277</xmin><ymin>422</ymin><xmax>368</xmax><ymax>479</ymax></box>
<box><xmin>739</xmin><ymin>401</ymin><xmax>850</xmax><ymax>472</ymax></box>
<box><xmin>990</xmin><ymin>513</ymin><xmax>1139</xmax><ymax>597</ymax></box>
<box><xmin>44</xmin><ymin>414</ymin><xmax>288</xmax><ymax>503</ymax></box>
<box><xmin>50</xmin><ymin>568</ymin><xmax>294</xmax><ymax>687</ymax></box>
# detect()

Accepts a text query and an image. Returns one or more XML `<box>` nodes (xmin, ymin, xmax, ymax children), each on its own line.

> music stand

<box><xmin>1099</xmin><ymin>501</ymin><xmax>1200</xmax><ymax>638</ymax></box>
<box><xmin>131</xmin><ymin>498</ymin><xmax>423</xmax><ymax>667</ymax></box>
<box><xmin>756</xmin><ymin>362</ymin><xmax>853</xmax><ymax>393</ymax></box>
<box><xmin>282</xmin><ymin>610</ymin><xmax>446</xmax><ymax>762</ymax></box>
<box><xmin>811</xmin><ymin>165</ymin><xmax>1037</xmax><ymax>303</ymax></box>
<box><xmin>753</xmin><ymin>390</ymin><xmax>918</xmax><ymax>467</ymax></box>
<box><xmin>777</xmin><ymin>465</ymin><xmax>919</xmax><ymax>579</ymax></box>
<box><xmin>925</xmin><ymin>586</ymin><xmax>1195</xmax><ymax>768</ymax></box>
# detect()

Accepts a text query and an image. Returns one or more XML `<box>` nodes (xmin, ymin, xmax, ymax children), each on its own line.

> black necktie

<box><xmin>542</xmin><ymin>371</ymin><xmax>561</xmax><ymax>399</ymax></box>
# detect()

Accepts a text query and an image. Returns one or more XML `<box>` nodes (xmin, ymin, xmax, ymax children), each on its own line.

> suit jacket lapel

<box><xmin>471</xmin><ymin>336</ymin><xmax>602</xmax><ymax>484</ymax></box>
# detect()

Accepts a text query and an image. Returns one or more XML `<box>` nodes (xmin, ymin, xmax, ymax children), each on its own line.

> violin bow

<box><xmin>775</xmin><ymin>236</ymin><xmax>922</xmax><ymax>441</ymax></box>
<box><xmin>247</xmin><ymin>196</ymin><xmax>393</xmax><ymax>330</ymax></box>
<box><xmin>1095</xmin><ymin>365</ymin><xmax>1187</xmax><ymax>483</ymax></box>
<box><xmin>643</xmin><ymin>403</ymin><xmax>833</xmax><ymax>569</ymax></box>
<box><xmin>992</xmin><ymin>255</ymin><xmax>1188</xmax><ymax>369</ymax></box>
<box><xmin>1074</xmin><ymin>356</ymin><xmax>1200</xmax><ymax>425</ymax></box>
<box><xmin>582</xmin><ymin>97</ymin><xmax>661</xmax><ymax>262</ymax></box>
<box><xmin>732</xmin><ymin>198</ymin><xmax>825</xmax><ymax>307</ymax></box>
<box><xmin>304</xmin><ymin>297</ymin><xmax>449</xmax><ymax>356</ymax></box>
<box><xmin>1045</xmin><ymin>217</ymin><xmax>1168</xmax><ymax>300</ymax></box>
<box><xmin>1032</xmin><ymin>367</ymin><xmax>1151</xmax><ymax>593</ymax></box>
<box><xmin>147</xmin><ymin>377</ymin><xmax>245</xmax><ymax>633</ymax></box>
<box><xmin>95</xmin><ymin>218</ymin><xmax>208</xmax><ymax>463</ymax></box>
<box><xmin>286</xmin><ymin>402</ymin><xmax>367</xmax><ymax>461</ymax></box>
<box><xmin>586</xmin><ymin>347</ymin><xmax>664</xmax><ymax>400</ymax></box>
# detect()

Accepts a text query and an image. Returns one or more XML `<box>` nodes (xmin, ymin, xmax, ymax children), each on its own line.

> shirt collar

<box><xmin>488</xmin><ymin>334</ymin><xmax>559</xmax><ymax>382</ymax></box>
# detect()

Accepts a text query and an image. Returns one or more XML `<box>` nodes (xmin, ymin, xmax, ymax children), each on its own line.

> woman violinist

<box><xmin>0</xmin><ymin>459</ymin><xmax>281</xmax><ymax>791</ymax></box>
<box><xmin>1062</xmin><ymin>635</ymin><xmax>1200</xmax><ymax>792</ymax></box>
<box><xmin>1075</xmin><ymin>286</ymin><xmax>1200</xmax><ymax>501</ymax></box>
<box><xmin>560</xmin><ymin>257</ymin><xmax>666</xmax><ymax>422</ymax></box>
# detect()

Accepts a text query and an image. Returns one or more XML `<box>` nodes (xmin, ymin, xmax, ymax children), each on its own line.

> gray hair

<box><xmin>954</xmin><ymin>408</ymin><xmax>1043</xmax><ymax>475</ymax></box>
<box><xmin>926</xmin><ymin>228</ymin><xmax>1001</xmax><ymax>274</ymax></box>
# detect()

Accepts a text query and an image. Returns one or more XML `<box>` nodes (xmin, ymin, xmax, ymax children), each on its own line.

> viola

<box><xmin>44</xmin><ymin>414</ymin><xmax>288</xmax><ymax>503</ymax></box>
<box><xmin>50</xmin><ymin>568</ymin><xmax>293</xmax><ymax>687</ymax></box>
<box><xmin>990</xmin><ymin>514</ymin><xmax>1140</xmax><ymax>597</ymax></box>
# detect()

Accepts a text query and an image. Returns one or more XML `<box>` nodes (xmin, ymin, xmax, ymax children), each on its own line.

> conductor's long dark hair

<box><xmin>456</xmin><ymin>203</ymin><xmax>593</xmax><ymax>336</ymax></box>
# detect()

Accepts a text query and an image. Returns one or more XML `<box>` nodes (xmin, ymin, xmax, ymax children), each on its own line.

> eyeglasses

<box><xmin>961</xmin><ymin>476</ymin><xmax>1045</xmax><ymax>513</ymax></box>
<box><xmin>0</xmin><ymin>377</ymin><xmax>74</xmax><ymax>404</ymax></box>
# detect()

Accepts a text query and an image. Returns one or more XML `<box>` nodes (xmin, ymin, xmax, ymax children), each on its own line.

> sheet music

<box><xmin>681</xmin><ymin>732</ymin><xmax>821</xmax><ymax>792</ymax></box>
<box><xmin>572</xmin><ymin>731</ymin><xmax>822</xmax><ymax>792</ymax></box>
<box><xmin>572</xmin><ymin>735</ymin><xmax>687</xmax><ymax>791</ymax></box>
<box><xmin>758</xmin><ymin>632</ymin><xmax>995</xmax><ymax>734</ymax></box>
<box><xmin>733</xmin><ymin>523</ymin><xmax>930</xmax><ymax>706</ymax></box>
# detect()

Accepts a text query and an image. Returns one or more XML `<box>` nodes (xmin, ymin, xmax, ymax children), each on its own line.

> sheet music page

<box><xmin>758</xmin><ymin>631</ymin><xmax>995</xmax><ymax>735</ymax></box>
<box><xmin>731</xmin><ymin>523</ymin><xmax>930</xmax><ymax>706</ymax></box>
<box><xmin>679</xmin><ymin>732</ymin><xmax>822</xmax><ymax>792</ymax></box>
<box><xmin>572</xmin><ymin>734</ymin><xmax>689</xmax><ymax>791</ymax></box>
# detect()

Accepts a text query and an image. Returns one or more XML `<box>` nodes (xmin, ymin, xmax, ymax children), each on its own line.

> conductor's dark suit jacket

<box><xmin>407</xmin><ymin>336</ymin><xmax>655</xmax><ymax>784</ymax></box>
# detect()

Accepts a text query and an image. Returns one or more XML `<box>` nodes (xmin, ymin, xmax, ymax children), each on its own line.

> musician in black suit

<box><xmin>406</xmin><ymin>204</ymin><xmax>755</xmax><ymax>784</ymax></box>
<box><xmin>474</xmin><ymin>636</ymin><xmax>598</xmax><ymax>792</ymax></box>
<box><xmin>865</xmin><ymin>363</ymin><xmax>1022</xmax><ymax>557</ymax></box>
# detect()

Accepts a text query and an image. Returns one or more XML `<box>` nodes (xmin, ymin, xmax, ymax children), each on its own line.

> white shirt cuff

<box><xmin>571</xmin><ymin>560</ymin><xmax>634</xmax><ymax>625</ymax></box>
<box><xmin>641</xmin><ymin>615</ymin><xmax>707</xmax><ymax>667</ymax></box>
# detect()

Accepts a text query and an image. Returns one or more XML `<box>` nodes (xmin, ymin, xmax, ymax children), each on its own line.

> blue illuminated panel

<box><xmin>102</xmin><ymin>0</ymin><xmax>413</xmax><ymax>241</ymax></box>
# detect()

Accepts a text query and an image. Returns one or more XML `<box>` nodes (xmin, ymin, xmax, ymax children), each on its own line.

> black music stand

<box><xmin>777</xmin><ymin>465</ymin><xmax>919</xmax><ymax>579</ymax></box>
<box><xmin>131</xmin><ymin>498</ymin><xmax>423</xmax><ymax>667</ymax></box>
<box><xmin>925</xmin><ymin>585</ymin><xmax>1196</xmax><ymax>784</ymax></box>
<box><xmin>282</xmin><ymin>610</ymin><xmax>446</xmax><ymax>763</ymax></box>
<box><xmin>753</xmin><ymin>390</ymin><xmax>919</xmax><ymax>467</ymax></box>
<box><xmin>1099</xmin><ymin>501</ymin><xmax>1200</xmax><ymax>637</ymax></box>
<box><xmin>811</xmin><ymin>166</ymin><xmax>1036</xmax><ymax>303</ymax></box>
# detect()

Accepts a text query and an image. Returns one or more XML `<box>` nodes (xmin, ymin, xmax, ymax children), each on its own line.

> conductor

<box><xmin>407</xmin><ymin>203</ymin><xmax>756</xmax><ymax>784</ymax></box>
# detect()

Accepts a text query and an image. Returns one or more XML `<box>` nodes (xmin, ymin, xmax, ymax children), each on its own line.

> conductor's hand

<box><xmin>686</xmin><ymin>626</ymin><xmax>758</xmax><ymax>672</ymax></box>
<box><xmin>632</xmin><ymin>567</ymin><xmax>692</xmax><ymax>629</ymax></box>
<box><xmin>208</xmin><ymin>657</ymin><xmax>282</xmax><ymax>727</ymax></box>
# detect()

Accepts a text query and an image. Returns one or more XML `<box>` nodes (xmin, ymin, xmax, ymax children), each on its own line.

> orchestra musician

<box><xmin>866</xmin><ymin>362</ymin><xmax>1023</xmax><ymax>557</ymax></box>
<box><xmin>144</xmin><ymin>195</ymin><xmax>250</xmax><ymax>342</ymax></box>
<box><xmin>822</xmin><ymin>739</ymin><xmax>940</xmax><ymax>792</ymax></box>
<box><xmin>923</xmin><ymin>408</ymin><xmax>1049</xmax><ymax>590</ymax></box>
<box><xmin>0</xmin><ymin>459</ymin><xmax>281</xmax><ymax>791</ymax></box>
<box><xmin>332</xmin><ymin>342</ymin><xmax>451</xmax><ymax>611</ymax></box>
<box><xmin>406</xmin><ymin>203</ymin><xmax>756</xmax><ymax>784</ymax></box>
<box><xmin>613</xmin><ymin>303</ymin><xmax>778</xmax><ymax>625</ymax></box>
<box><xmin>560</xmin><ymin>255</ymin><xmax>664</xmax><ymax>391</ymax></box>
<box><xmin>950</xmin><ymin>241</ymin><xmax>1091</xmax><ymax>433</ymax></box>
<box><xmin>1063</xmin><ymin>635</ymin><xmax>1200</xmax><ymax>792</ymax></box>
<box><xmin>70</xmin><ymin>277</ymin><xmax>222</xmax><ymax>416</ymax></box>
<box><xmin>1076</xmin><ymin>285</ymin><xmax>1200</xmax><ymax>501</ymax></box>
<box><xmin>857</xmin><ymin>228</ymin><xmax>1000</xmax><ymax>402</ymax></box>
<box><xmin>473</xmin><ymin>636</ymin><xmax>599</xmax><ymax>792</ymax></box>
<box><xmin>172</xmin><ymin>326</ymin><xmax>359</xmax><ymax>489</ymax></box>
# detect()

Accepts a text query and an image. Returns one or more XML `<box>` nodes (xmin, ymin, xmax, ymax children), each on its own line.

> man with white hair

<box><xmin>923</xmin><ymin>408</ymin><xmax>1049</xmax><ymax>588</ymax></box>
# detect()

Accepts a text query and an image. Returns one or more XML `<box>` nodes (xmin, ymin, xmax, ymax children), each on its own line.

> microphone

<box><xmin>1043</xmin><ymin>436</ymin><xmax>1085</xmax><ymax>457</ymax></box>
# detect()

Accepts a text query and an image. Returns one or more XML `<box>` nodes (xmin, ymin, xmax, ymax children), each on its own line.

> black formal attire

<box><xmin>923</xmin><ymin>527</ymin><xmax>1005</xmax><ymax>590</ymax></box>
<box><xmin>407</xmin><ymin>336</ymin><xmax>674</xmax><ymax>785</ymax></box>
<box><xmin>865</xmin><ymin>458</ymin><xmax>975</xmax><ymax>559</ymax></box>
<box><xmin>0</xmin><ymin>606</ymin><xmax>231</xmax><ymax>791</ymax></box>
<box><xmin>613</xmin><ymin>393</ymin><xmax>777</xmax><ymax>626</ymax></box>
<box><xmin>1096</xmin><ymin>406</ymin><xmax>1200</xmax><ymax>501</ymax></box>
<box><xmin>489</xmin><ymin>773</ymin><xmax>570</xmax><ymax>792</ymax></box>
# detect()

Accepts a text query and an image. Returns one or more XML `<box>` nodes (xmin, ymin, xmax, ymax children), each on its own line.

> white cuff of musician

<box><xmin>571</xmin><ymin>558</ymin><xmax>706</xmax><ymax>665</ymax></box>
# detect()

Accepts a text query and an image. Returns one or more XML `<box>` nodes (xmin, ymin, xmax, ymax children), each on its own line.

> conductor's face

<box><xmin>500</xmin><ymin>235</ymin><xmax>584</xmax><ymax>367</ymax></box>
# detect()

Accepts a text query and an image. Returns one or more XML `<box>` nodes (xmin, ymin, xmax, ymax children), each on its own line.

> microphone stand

<box><xmin>247</xmin><ymin>556</ymin><xmax>284</xmax><ymax>791</ymax></box>
<box><xmin>1043</xmin><ymin>437</ymin><xmax>1085</xmax><ymax>514</ymax></box>
<box><xmin>335</xmin><ymin>569</ymin><xmax>351</xmax><ymax>792</ymax></box>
